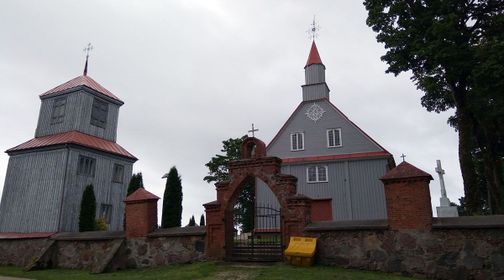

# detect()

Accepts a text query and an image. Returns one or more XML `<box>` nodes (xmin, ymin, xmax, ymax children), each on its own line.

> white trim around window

<box><xmin>290</xmin><ymin>132</ymin><xmax>305</xmax><ymax>151</ymax></box>
<box><xmin>306</xmin><ymin>165</ymin><xmax>328</xmax><ymax>183</ymax></box>
<box><xmin>327</xmin><ymin>128</ymin><xmax>342</xmax><ymax>148</ymax></box>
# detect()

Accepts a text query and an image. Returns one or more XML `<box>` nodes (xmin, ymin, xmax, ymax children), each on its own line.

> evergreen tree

<box><xmin>127</xmin><ymin>172</ymin><xmax>144</xmax><ymax>196</ymax></box>
<box><xmin>188</xmin><ymin>215</ymin><xmax>196</xmax><ymax>226</ymax></box>
<box><xmin>79</xmin><ymin>184</ymin><xmax>97</xmax><ymax>232</ymax></box>
<box><xmin>161</xmin><ymin>166</ymin><xmax>183</xmax><ymax>228</ymax></box>
<box><xmin>199</xmin><ymin>214</ymin><xmax>205</xmax><ymax>226</ymax></box>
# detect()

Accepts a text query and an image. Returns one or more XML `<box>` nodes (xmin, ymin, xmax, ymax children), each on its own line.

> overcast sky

<box><xmin>0</xmin><ymin>0</ymin><xmax>463</xmax><ymax>225</ymax></box>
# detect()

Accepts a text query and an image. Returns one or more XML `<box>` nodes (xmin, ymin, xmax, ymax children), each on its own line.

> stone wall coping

<box><xmin>147</xmin><ymin>226</ymin><xmax>206</xmax><ymax>238</ymax></box>
<box><xmin>0</xmin><ymin>232</ymin><xmax>56</xmax><ymax>240</ymax></box>
<box><xmin>305</xmin><ymin>219</ymin><xmax>388</xmax><ymax>231</ymax></box>
<box><xmin>433</xmin><ymin>215</ymin><xmax>504</xmax><ymax>229</ymax></box>
<box><xmin>51</xmin><ymin>231</ymin><xmax>125</xmax><ymax>241</ymax></box>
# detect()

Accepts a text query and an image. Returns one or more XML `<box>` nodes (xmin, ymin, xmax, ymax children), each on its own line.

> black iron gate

<box><xmin>230</xmin><ymin>204</ymin><xmax>282</xmax><ymax>261</ymax></box>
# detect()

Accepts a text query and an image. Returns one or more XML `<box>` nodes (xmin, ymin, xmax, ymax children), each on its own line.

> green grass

<box><xmin>0</xmin><ymin>262</ymin><xmax>415</xmax><ymax>280</ymax></box>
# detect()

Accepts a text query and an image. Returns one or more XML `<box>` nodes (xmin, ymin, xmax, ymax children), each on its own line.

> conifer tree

<box><xmin>188</xmin><ymin>215</ymin><xmax>196</xmax><ymax>226</ymax></box>
<box><xmin>79</xmin><ymin>184</ymin><xmax>97</xmax><ymax>232</ymax></box>
<box><xmin>161</xmin><ymin>166</ymin><xmax>183</xmax><ymax>228</ymax></box>
<box><xmin>127</xmin><ymin>172</ymin><xmax>144</xmax><ymax>196</ymax></box>
<box><xmin>199</xmin><ymin>214</ymin><xmax>205</xmax><ymax>226</ymax></box>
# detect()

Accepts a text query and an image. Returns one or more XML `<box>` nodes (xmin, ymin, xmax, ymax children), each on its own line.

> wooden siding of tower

<box><xmin>59</xmin><ymin>148</ymin><xmax>133</xmax><ymax>232</ymax></box>
<box><xmin>305</xmin><ymin>64</ymin><xmax>325</xmax><ymax>84</ymax></box>
<box><xmin>0</xmin><ymin>149</ymin><xmax>68</xmax><ymax>232</ymax></box>
<box><xmin>256</xmin><ymin>158</ymin><xmax>388</xmax><ymax>221</ymax></box>
<box><xmin>268</xmin><ymin>100</ymin><xmax>384</xmax><ymax>159</ymax></box>
<box><xmin>35</xmin><ymin>90</ymin><xmax>120</xmax><ymax>142</ymax></box>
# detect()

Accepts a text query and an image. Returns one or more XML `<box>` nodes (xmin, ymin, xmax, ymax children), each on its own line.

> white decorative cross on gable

<box><xmin>305</xmin><ymin>103</ymin><xmax>325</xmax><ymax>122</ymax></box>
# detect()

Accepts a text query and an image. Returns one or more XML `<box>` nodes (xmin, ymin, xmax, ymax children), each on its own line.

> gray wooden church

<box><xmin>257</xmin><ymin>41</ymin><xmax>395</xmax><ymax>221</ymax></box>
<box><xmin>0</xmin><ymin>64</ymin><xmax>137</xmax><ymax>233</ymax></box>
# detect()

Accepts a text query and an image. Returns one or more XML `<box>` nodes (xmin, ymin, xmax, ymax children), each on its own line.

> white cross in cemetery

<box><xmin>435</xmin><ymin>159</ymin><xmax>459</xmax><ymax>217</ymax></box>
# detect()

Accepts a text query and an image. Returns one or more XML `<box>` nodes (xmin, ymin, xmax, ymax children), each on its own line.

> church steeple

<box><xmin>302</xmin><ymin>40</ymin><xmax>330</xmax><ymax>101</ymax></box>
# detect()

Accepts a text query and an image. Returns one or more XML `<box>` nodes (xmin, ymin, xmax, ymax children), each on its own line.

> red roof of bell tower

<box><xmin>305</xmin><ymin>40</ymin><xmax>323</xmax><ymax>67</ymax></box>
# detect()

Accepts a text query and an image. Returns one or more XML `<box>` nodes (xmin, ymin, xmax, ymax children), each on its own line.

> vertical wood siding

<box><xmin>0</xmin><ymin>150</ymin><xmax>68</xmax><ymax>232</ymax></box>
<box><xmin>60</xmin><ymin>148</ymin><xmax>132</xmax><ymax>232</ymax></box>
<box><xmin>256</xmin><ymin>158</ymin><xmax>388</xmax><ymax>221</ymax></box>
<box><xmin>268</xmin><ymin>100</ymin><xmax>383</xmax><ymax>158</ymax></box>
<box><xmin>35</xmin><ymin>90</ymin><xmax>119</xmax><ymax>142</ymax></box>
<box><xmin>305</xmin><ymin>64</ymin><xmax>325</xmax><ymax>84</ymax></box>
<box><xmin>302</xmin><ymin>83</ymin><xmax>330</xmax><ymax>101</ymax></box>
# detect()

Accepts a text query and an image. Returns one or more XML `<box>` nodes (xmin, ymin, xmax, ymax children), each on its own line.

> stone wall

<box><xmin>0</xmin><ymin>238</ymin><xmax>53</xmax><ymax>267</ymax></box>
<box><xmin>306</xmin><ymin>217</ymin><xmax>504</xmax><ymax>280</ymax></box>
<box><xmin>0</xmin><ymin>227</ymin><xmax>205</xmax><ymax>273</ymax></box>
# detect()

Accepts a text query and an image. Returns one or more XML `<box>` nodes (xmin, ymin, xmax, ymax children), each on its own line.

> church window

<box><xmin>307</xmin><ymin>165</ymin><xmax>328</xmax><ymax>183</ymax></box>
<box><xmin>112</xmin><ymin>164</ymin><xmax>124</xmax><ymax>183</ymax></box>
<box><xmin>290</xmin><ymin>132</ymin><xmax>304</xmax><ymax>151</ymax></box>
<box><xmin>327</xmin><ymin>128</ymin><xmax>342</xmax><ymax>148</ymax></box>
<box><xmin>100</xmin><ymin>204</ymin><xmax>112</xmax><ymax>224</ymax></box>
<box><xmin>91</xmin><ymin>98</ymin><xmax>108</xmax><ymax>128</ymax></box>
<box><xmin>50</xmin><ymin>97</ymin><xmax>67</xmax><ymax>124</ymax></box>
<box><xmin>77</xmin><ymin>155</ymin><xmax>96</xmax><ymax>177</ymax></box>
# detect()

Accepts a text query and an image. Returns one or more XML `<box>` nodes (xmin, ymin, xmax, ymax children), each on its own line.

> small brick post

<box><xmin>124</xmin><ymin>188</ymin><xmax>160</xmax><ymax>238</ymax></box>
<box><xmin>284</xmin><ymin>194</ymin><xmax>311</xmax><ymax>245</ymax></box>
<box><xmin>380</xmin><ymin>161</ymin><xmax>434</xmax><ymax>230</ymax></box>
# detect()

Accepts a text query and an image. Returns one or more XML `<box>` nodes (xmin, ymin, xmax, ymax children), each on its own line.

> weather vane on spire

<box><xmin>83</xmin><ymin>43</ymin><xmax>93</xmax><ymax>76</ymax></box>
<box><xmin>307</xmin><ymin>15</ymin><xmax>320</xmax><ymax>40</ymax></box>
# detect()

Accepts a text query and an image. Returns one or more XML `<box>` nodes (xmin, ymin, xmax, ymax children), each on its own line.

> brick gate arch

<box><xmin>204</xmin><ymin>137</ymin><xmax>312</xmax><ymax>260</ymax></box>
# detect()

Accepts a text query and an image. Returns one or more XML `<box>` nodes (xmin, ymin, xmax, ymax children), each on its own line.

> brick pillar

<box><xmin>203</xmin><ymin>200</ymin><xmax>224</xmax><ymax>260</ymax></box>
<box><xmin>380</xmin><ymin>161</ymin><xmax>433</xmax><ymax>230</ymax></box>
<box><xmin>124</xmin><ymin>188</ymin><xmax>160</xmax><ymax>238</ymax></box>
<box><xmin>284</xmin><ymin>194</ymin><xmax>311</xmax><ymax>245</ymax></box>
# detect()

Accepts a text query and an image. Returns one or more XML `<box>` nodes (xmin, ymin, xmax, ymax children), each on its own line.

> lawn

<box><xmin>0</xmin><ymin>262</ymin><xmax>416</xmax><ymax>280</ymax></box>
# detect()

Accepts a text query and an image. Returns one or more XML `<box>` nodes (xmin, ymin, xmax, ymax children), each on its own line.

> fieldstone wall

<box><xmin>120</xmin><ymin>234</ymin><xmax>205</xmax><ymax>268</ymax></box>
<box><xmin>0</xmin><ymin>238</ymin><xmax>53</xmax><ymax>267</ymax></box>
<box><xmin>307</xmin><ymin>219</ymin><xmax>504</xmax><ymax>280</ymax></box>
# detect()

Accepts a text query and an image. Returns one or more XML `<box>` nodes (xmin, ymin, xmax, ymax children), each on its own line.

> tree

<box><xmin>127</xmin><ymin>172</ymin><xmax>144</xmax><ymax>196</ymax></box>
<box><xmin>204</xmin><ymin>136</ymin><xmax>254</xmax><ymax>232</ymax></box>
<box><xmin>364</xmin><ymin>0</ymin><xmax>504</xmax><ymax>214</ymax></box>
<box><xmin>79</xmin><ymin>184</ymin><xmax>97</xmax><ymax>232</ymax></box>
<box><xmin>161</xmin><ymin>166</ymin><xmax>183</xmax><ymax>228</ymax></box>
<box><xmin>188</xmin><ymin>215</ymin><xmax>196</xmax><ymax>226</ymax></box>
<box><xmin>199</xmin><ymin>214</ymin><xmax>205</xmax><ymax>226</ymax></box>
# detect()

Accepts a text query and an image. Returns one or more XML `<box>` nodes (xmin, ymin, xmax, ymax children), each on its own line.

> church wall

<box><xmin>0</xmin><ymin>149</ymin><xmax>68</xmax><ymax>232</ymax></box>
<box><xmin>267</xmin><ymin>100</ymin><xmax>383</xmax><ymax>159</ymax></box>
<box><xmin>59</xmin><ymin>148</ymin><xmax>133</xmax><ymax>232</ymax></box>
<box><xmin>256</xmin><ymin>158</ymin><xmax>388</xmax><ymax>221</ymax></box>
<box><xmin>35</xmin><ymin>90</ymin><xmax>119</xmax><ymax>142</ymax></box>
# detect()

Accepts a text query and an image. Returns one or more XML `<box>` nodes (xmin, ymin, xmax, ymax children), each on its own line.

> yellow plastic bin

<box><xmin>284</xmin><ymin>236</ymin><xmax>317</xmax><ymax>267</ymax></box>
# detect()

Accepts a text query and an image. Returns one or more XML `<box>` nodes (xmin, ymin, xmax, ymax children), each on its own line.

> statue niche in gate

<box><xmin>203</xmin><ymin>137</ymin><xmax>312</xmax><ymax>260</ymax></box>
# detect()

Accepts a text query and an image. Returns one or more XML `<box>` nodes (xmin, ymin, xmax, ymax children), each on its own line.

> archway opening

<box><xmin>226</xmin><ymin>176</ymin><xmax>282</xmax><ymax>262</ymax></box>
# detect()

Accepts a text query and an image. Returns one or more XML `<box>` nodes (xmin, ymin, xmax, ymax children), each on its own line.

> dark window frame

<box><xmin>50</xmin><ymin>96</ymin><xmax>67</xmax><ymax>124</ymax></box>
<box><xmin>77</xmin><ymin>155</ymin><xmax>96</xmax><ymax>177</ymax></box>
<box><xmin>112</xmin><ymin>164</ymin><xmax>124</xmax><ymax>183</ymax></box>
<box><xmin>90</xmin><ymin>98</ymin><xmax>108</xmax><ymax>128</ymax></box>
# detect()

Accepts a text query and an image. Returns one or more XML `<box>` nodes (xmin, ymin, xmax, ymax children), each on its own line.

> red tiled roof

<box><xmin>6</xmin><ymin>131</ymin><xmax>137</xmax><ymax>160</ymax></box>
<box><xmin>380</xmin><ymin>161</ymin><xmax>433</xmax><ymax>181</ymax></box>
<box><xmin>125</xmin><ymin>188</ymin><xmax>159</xmax><ymax>202</ymax></box>
<box><xmin>305</xmin><ymin>40</ymin><xmax>323</xmax><ymax>67</ymax></box>
<box><xmin>0</xmin><ymin>232</ymin><xmax>56</xmax><ymax>239</ymax></box>
<box><xmin>281</xmin><ymin>151</ymin><xmax>391</xmax><ymax>164</ymax></box>
<box><xmin>40</xmin><ymin>75</ymin><xmax>122</xmax><ymax>102</ymax></box>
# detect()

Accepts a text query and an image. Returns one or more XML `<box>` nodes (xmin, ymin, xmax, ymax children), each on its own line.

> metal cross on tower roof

<box><xmin>248</xmin><ymin>123</ymin><xmax>259</xmax><ymax>138</ymax></box>
<box><xmin>307</xmin><ymin>16</ymin><xmax>320</xmax><ymax>40</ymax></box>
<box><xmin>400</xmin><ymin>154</ymin><xmax>406</xmax><ymax>162</ymax></box>
<box><xmin>83</xmin><ymin>43</ymin><xmax>93</xmax><ymax>76</ymax></box>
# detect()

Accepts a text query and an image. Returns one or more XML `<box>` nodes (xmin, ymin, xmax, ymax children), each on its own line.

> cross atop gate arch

<box><xmin>204</xmin><ymin>137</ymin><xmax>312</xmax><ymax>260</ymax></box>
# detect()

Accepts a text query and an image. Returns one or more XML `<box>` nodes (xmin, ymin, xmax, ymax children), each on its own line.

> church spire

<box><xmin>83</xmin><ymin>43</ymin><xmax>93</xmax><ymax>76</ymax></box>
<box><xmin>305</xmin><ymin>40</ymin><xmax>323</xmax><ymax>67</ymax></box>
